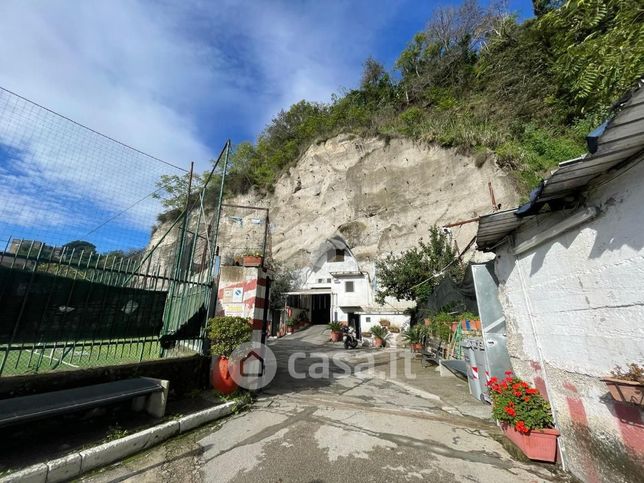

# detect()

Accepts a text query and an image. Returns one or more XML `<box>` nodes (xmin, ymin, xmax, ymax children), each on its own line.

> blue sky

<box><xmin>0</xmin><ymin>0</ymin><xmax>534</xmax><ymax>252</ymax></box>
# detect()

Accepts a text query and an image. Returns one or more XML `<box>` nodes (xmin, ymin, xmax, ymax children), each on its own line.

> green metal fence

<box><xmin>0</xmin><ymin>85</ymin><xmax>232</xmax><ymax>377</ymax></box>
<box><xmin>0</xmin><ymin>234</ymin><xmax>216</xmax><ymax>376</ymax></box>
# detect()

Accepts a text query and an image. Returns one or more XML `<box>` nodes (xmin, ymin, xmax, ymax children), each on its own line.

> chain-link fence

<box><xmin>0</xmin><ymin>86</ymin><xmax>227</xmax><ymax>377</ymax></box>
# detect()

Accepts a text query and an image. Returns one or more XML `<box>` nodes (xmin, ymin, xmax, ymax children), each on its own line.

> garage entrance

<box><xmin>311</xmin><ymin>294</ymin><xmax>331</xmax><ymax>324</ymax></box>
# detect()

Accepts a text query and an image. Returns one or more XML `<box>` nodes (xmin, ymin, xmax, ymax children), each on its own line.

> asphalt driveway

<box><xmin>83</xmin><ymin>326</ymin><xmax>565</xmax><ymax>482</ymax></box>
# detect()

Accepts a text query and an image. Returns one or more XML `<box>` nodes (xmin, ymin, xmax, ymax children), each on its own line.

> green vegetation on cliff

<box><xmin>157</xmin><ymin>0</ymin><xmax>643</xmax><ymax>213</ymax></box>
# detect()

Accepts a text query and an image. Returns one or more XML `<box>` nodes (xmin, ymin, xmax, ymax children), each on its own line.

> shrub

<box><xmin>611</xmin><ymin>363</ymin><xmax>644</xmax><ymax>383</ymax></box>
<box><xmin>207</xmin><ymin>316</ymin><xmax>252</xmax><ymax>358</ymax></box>
<box><xmin>488</xmin><ymin>372</ymin><xmax>554</xmax><ymax>433</ymax></box>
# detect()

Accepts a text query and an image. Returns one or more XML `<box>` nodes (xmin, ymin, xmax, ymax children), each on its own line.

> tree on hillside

<box><xmin>539</xmin><ymin>0</ymin><xmax>644</xmax><ymax>120</ymax></box>
<box><xmin>532</xmin><ymin>0</ymin><xmax>563</xmax><ymax>17</ymax></box>
<box><xmin>375</xmin><ymin>226</ymin><xmax>463</xmax><ymax>305</ymax></box>
<box><xmin>360</xmin><ymin>57</ymin><xmax>386</xmax><ymax>89</ymax></box>
<box><xmin>63</xmin><ymin>240</ymin><xmax>96</xmax><ymax>254</ymax></box>
<box><xmin>152</xmin><ymin>0</ymin><xmax>642</xmax><ymax>204</ymax></box>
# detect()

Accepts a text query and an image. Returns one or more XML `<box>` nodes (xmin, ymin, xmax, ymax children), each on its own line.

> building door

<box><xmin>311</xmin><ymin>294</ymin><xmax>331</xmax><ymax>324</ymax></box>
<box><xmin>348</xmin><ymin>312</ymin><xmax>361</xmax><ymax>338</ymax></box>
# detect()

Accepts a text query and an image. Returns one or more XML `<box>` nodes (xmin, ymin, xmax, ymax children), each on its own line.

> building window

<box><xmin>366</xmin><ymin>316</ymin><xmax>371</xmax><ymax>322</ymax></box>
<box><xmin>329</xmin><ymin>249</ymin><xmax>344</xmax><ymax>262</ymax></box>
<box><xmin>327</xmin><ymin>278</ymin><xmax>331</xmax><ymax>283</ymax></box>
<box><xmin>345</xmin><ymin>281</ymin><xmax>354</xmax><ymax>292</ymax></box>
<box><xmin>317</xmin><ymin>278</ymin><xmax>323</xmax><ymax>283</ymax></box>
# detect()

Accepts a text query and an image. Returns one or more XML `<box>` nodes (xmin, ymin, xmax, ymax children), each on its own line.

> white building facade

<box><xmin>287</xmin><ymin>238</ymin><xmax>410</xmax><ymax>335</ymax></box>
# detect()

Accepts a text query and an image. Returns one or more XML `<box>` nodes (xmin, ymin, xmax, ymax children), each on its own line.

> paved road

<box><xmin>85</xmin><ymin>327</ymin><xmax>563</xmax><ymax>483</ymax></box>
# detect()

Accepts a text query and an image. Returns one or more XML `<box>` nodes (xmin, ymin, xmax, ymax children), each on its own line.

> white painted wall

<box><xmin>494</xmin><ymin>156</ymin><xmax>644</xmax><ymax>483</ymax></box>
<box><xmin>360</xmin><ymin>313</ymin><xmax>410</xmax><ymax>332</ymax></box>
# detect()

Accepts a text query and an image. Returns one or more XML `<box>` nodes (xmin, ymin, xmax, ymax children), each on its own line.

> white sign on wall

<box><xmin>232</xmin><ymin>288</ymin><xmax>244</xmax><ymax>303</ymax></box>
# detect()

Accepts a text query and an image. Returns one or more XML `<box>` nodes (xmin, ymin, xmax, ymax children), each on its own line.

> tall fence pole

<box><xmin>206</xmin><ymin>140</ymin><xmax>230</xmax><ymax>323</ymax></box>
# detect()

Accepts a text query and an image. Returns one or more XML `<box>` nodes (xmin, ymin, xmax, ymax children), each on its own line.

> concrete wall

<box><xmin>216</xmin><ymin>265</ymin><xmax>268</xmax><ymax>342</ymax></box>
<box><xmin>494</xmin><ymin>157</ymin><xmax>644</xmax><ymax>482</ymax></box>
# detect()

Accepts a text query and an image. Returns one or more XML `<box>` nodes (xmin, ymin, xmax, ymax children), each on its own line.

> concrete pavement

<box><xmin>83</xmin><ymin>326</ymin><xmax>567</xmax><ymax>482</ymax></box>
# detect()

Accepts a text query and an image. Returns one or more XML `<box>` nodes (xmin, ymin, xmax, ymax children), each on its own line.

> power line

<box><xmin>0</xmin><ymin>85</ymin><xmax>189</xmax><ymax>172</ymax></box>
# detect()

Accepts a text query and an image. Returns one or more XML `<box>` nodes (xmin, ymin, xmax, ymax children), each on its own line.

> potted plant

<box><xmin>208</xmin><ymin>316</ymin><xmax>252</xmax><ymax>395</ymax></box>
<box><xmin>601</xmin><ymin>363</ymin><xmax>644</xmax><ymax>406</ymax></box>
<box><xmin>328</xmin><ymin>321</ymin><xmax>343</xmax><ymax>342</ymax></box>
<box><xmin>285</xmin><ymin>318</ymin><xmax>296</xmax><ymax>334</ymax></box>
<box><xmin>402</xmin><ymin>325</ymin><xmax>425</xmax><ymax>352</ymax></box>
<box><xmin>370</xmin><ymin>325</ymin><xmax>388</xmax><ymax>348</ymax></box>
<box><xmin>242</xmin><ymin>250</ymin><xmax>263</xmax><ymax>267</ymax></box>
<box><xmin>488</xmin><ymin>372</ymin><xmax>559</xmax><ymax>462</ymax></box>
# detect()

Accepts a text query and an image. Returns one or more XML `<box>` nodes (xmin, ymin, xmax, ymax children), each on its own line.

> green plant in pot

<box><xmin>328</xmin><ymin>321</ymin><xmax>343</xmax><ymax>342</ymax></box>
<box><xmin>402</xmin><ymin>325</ymin><xmax>425</xmax><ymax>352</ymax></box>
<box><xmin>208</xmin><ymin>316</ymin><xmax>252</xmax><ymax>395</ymax></box>
<box><xmin>285</xmin><ymin>318</ymin><xmax>296</xmax><ymax>333</ymax></box>
<box><xmin>488</xmin><ymin>372</ymin><xmax>559</xmax><ymax>462</ymax></box>
<box><xmin>370</xmin><ymin>325</ymin><xmax>388</xmax><ymax>348</ymax></box>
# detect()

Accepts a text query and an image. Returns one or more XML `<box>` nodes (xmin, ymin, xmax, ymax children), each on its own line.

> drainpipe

<box><xmin>514</xmin><ymin>255</ymin><xmax>568</xmax><ymax>470</ymax></box>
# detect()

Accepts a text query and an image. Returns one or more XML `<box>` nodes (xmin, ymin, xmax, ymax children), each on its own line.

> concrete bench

<box><xmin>0</xmin><ymin>377</ymin><xmax>169</xmax><ymax>428</ymax></box>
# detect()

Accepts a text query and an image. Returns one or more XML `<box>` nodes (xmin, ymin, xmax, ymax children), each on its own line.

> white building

<box><xmin>475</xmin><ymin>80</ymin><xmax>644</xmax><ymax>483</ymax></box>
<box><xmin>286</xmin><ymin>236</ymin><xmax>410</xmax><ymax>335</ymax></box>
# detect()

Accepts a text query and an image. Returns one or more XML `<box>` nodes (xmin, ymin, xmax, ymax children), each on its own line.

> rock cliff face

<box><xmin>147</xmin><ymin>134</ymin><xmax>519</xmax><ymax>274</ymax></box>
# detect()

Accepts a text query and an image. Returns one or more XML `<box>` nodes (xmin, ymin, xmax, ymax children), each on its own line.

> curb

<box><xmin>1</xmin><ymin>401</ymin><xmax>237</xmax><ymax>483</ymax></box>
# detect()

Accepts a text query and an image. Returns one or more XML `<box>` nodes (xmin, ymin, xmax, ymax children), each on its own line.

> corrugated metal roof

<box><xmin>476</xmin><ymin>209</ymin><xmax>525</xmax><ymax>250</ymax></box>
<box><xmin>476</xmin><ymin>79</ymin><xmax>644</xmax><ymax>251</ymax></box>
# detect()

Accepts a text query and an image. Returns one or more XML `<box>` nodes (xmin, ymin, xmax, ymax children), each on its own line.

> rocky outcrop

<box><xmin>147</xmin><ymin>134</ymin><xmax>519</xmax><ymax>274</ymax></box>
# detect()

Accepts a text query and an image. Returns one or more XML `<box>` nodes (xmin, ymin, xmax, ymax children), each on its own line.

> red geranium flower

<box><xmin>515</xmin><ymin>421</ymin><xmax>529</xmax><ymax>434</ymax></box>
<box><xmin>504</xmin><ymin>406</ymin><xmax>516</xmax><ymax>416</ymax></box>
<box><xmin>526</xmin><ymin>388</ymin><xmax>539</xmax><ymax>395</ymax></box>
<box><xmin>505</xmin><ymin>371</ymin><xmax>513</xmax><ymax>375</ymax></box>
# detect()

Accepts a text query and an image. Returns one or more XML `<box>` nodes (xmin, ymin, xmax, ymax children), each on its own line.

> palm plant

<box><xmin>370</xmin><ymin>325</ymin><xmax>389</xmax><ymax>340</ymax></box>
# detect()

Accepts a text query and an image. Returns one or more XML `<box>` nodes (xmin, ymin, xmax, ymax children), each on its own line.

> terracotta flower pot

<box><xmin>373</xmin><ymin>337</ymin><xmax>384</xmax><ymax>348</ymax></box>
<box><xmin>500</xmin><ymin>423</ymin><xmax>559</xmax><ymax>462</ymax></box>
<box><xmin>210</xmin><ymin>356</ymin><xmax>238</xmax><ymax>395</ymax></box>
<box><xmin>410</xmin><ymin>342</ymin><xmax>423</xmax><ymax>352</ymax></box>
<box><xmin>287</xmin><ymin>326</ymin><xmax>294</xmax><ymax>334</ymax></box>
<box><xmin>601</xmin><ymin>377</ymin><xmax>644</xmax><ymax>406</ymax></box>
<box><xmin>242</xmin><ymin>255</ymin><xmax>263</xmax><ymax>267</ymax></box>
<box><xmin>330</xmin><ymin>331</ymin><xmax>343</xmax><ymax>342</ymax></box>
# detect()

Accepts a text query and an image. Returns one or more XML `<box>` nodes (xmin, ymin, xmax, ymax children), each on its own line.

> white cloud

<box><xmin>0</xmin><ymin>0</ymin><xmax>404</xmax><ymax>249</ymax></box>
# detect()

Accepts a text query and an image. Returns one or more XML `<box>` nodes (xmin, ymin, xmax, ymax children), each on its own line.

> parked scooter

<box><xmin>342</xmin><ymin>325</ymin><xmax>359</xmax><ymax>349</ymax></box>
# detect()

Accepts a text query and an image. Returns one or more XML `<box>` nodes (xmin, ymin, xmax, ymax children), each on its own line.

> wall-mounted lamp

<box><xmin>513</xmin><ymin>206</ymin><xmax>599</xmax><ymax>256</ymax></box>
